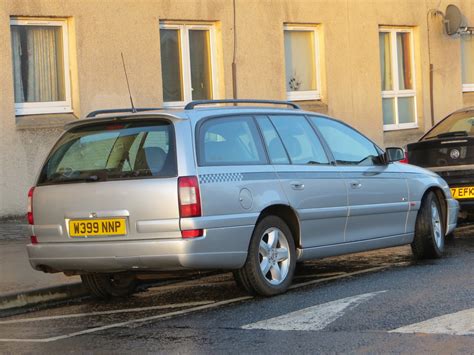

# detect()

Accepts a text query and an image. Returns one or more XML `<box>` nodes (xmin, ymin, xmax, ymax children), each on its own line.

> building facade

<box><xmin>1</xmin><ymin>0</ymin><xmax>474</xmax><ymax>216</ymax></box>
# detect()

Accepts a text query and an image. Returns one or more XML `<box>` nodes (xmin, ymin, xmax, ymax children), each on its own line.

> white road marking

<box><xmin>0</xmin><ymin>297</ymin><xmax>252</xmax><ymax>343</ymax></box>
<box><xmin>289</xmin><ymin>264</ymin><xmax>408</xmax><ymax>290</ymax></box>
<box><xmin>242</xmin><ymin>291</ymin><xmax>386</xmax><ymax>331</ymax></box>
<box><xmin>294</xmin><ymin>272</ymin><xmax>347</xmax><ymax>279</ymax></box>
<box><xmin>0</xmin><ymin>263</ymin><xmax>405</xmax><ymax>343</ymax></box>
<box><xmin>0</xmin><ymin>301</ymin><xmax>214</xmax><ymax>325</ymax></box>
<box><xmin>149</xmin><ymin>280</ymin><xmax>236</xmax><ymax>292</ymax></box>
<box><xmin>390</xmin><ymin>308</ymin><xmax>474</xmax><ymax>336</ymax></box>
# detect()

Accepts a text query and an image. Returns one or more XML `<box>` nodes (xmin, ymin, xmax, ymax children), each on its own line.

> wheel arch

<box><xmin>255</xmin><ymin>204</ymin><xmax>301</xmax><ymax>248</ymax></box>
<box><xmin>421</xmin><ymin>186</ymin><xmax>448</xmax><ymax>233</ymax></box>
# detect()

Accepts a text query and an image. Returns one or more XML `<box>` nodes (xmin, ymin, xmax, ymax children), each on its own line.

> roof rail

<box><xmin>86</xmin><ymin>108</ymin><xmax>163</xmax><ymax>118</ymax></box>
<box><xmin>184</xmin><ymin>99</ymin><xmax>301</xmax><ymax>110</ymax></box>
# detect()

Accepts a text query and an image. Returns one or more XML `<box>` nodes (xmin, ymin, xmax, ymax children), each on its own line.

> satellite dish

<box><xmin>445</xmin><ymin>4</ymin><xmax>468</xmax><ymax>35</ymax></box>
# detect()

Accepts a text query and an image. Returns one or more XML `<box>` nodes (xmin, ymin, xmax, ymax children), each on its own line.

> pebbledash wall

<box><xmin>1</xmin><ymin>0</ymin><xmax>474</xmax><ymax>216</ymax></box>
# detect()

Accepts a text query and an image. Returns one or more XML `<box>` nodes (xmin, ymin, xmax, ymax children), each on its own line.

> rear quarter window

<box><xmin>198</xmin><ymin>116</ymin><xmax>267</xmax><ymax>166</ymax></box>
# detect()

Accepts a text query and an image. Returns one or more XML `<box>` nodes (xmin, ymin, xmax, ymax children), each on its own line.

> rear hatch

<box><xmin>406</xmin><ymin>110</ymin><xmax>474</xmax><ymax>202</ymax></box>
<box><xmin>32</xmin><ymin>118</ymin><xmax>181</xmax><ymax>242</ymax></box>
<box><xmin>406</xmin><ymin>136</ymin><xmax>474</xmax><ymax>169</ymax></box>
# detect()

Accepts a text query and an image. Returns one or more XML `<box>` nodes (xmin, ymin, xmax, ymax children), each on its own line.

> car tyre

<box><xmin>234</xmin><ymin>216</ymin><xmax>296</xmax><ymax>296</ymax></box>
<box><xmin>411</xmin><ymin>191</ymin><xmax>445</xmax><ymax>260</ymax></box>
<box><xmin>81</xmin><ymin>273</ymin><xmax>137</xmax><ymax>299</ymax></box>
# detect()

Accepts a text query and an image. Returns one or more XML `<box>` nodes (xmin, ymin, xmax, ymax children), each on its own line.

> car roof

<box><xmin>450</xmin><ymin>106</ymin><xmax>474</xmax><ymax>114</ymax></box>
<box><xmin>181</xmin><ymin>106</ymin><xmax>332</xmax><ymax>121</ymax></box>
<box><xmin>65</xmin><ymin>105</ymin><xmax>333</xmax><ymax>130</ymax></box>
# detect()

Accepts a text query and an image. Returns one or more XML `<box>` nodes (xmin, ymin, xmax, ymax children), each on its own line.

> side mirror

<box><xmin>385</xmin><ymin>147</ymin><xmax>405</xmax><ymax>163</ymax></box>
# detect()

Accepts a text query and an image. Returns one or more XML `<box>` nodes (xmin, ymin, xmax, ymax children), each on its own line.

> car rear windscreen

<box><xmin>424</xmin><ymin>112</ymin><xmax>474</xmax><ymax>139</ymax></box>
<box><xmin>38</xmin><ymin>120</ymin><xmax>177</xmax><ymax>185</ymax></box>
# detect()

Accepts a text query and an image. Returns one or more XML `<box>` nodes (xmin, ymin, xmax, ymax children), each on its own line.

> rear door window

<box><xmin>198</xmin><ymin>116</ymin><xmax>267</xmax><ymax>165</ymax></box>
<box><xmin>38</xmin><ymin>120</ymin><xmax>177</xmax><ymax>185</ymax></box>
<box><xmin>269</xmin><ymin>115</ymin><xmax>329</xmax><ymax>165</ymax></box>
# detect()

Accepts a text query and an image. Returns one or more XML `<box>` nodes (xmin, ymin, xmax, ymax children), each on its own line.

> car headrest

<box><xmin>134</xmin><ymin>147</ymin><xmax>167</xmax><ymax>175</ymax></box>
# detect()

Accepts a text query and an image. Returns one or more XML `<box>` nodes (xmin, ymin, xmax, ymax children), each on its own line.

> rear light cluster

<box><xmin>178</xmin><ymin>176</ymin><xmax>203</xmax><ymax>239</ymax></box>
<box><xmin>27</xmin><ymin>187</ymin><xmax>38</xmax><ymax>244</ymax></box>
<box><xmin>399</xmin><ymin>151</ymin><xmax>409</xmax><ymax>164</ymax></box>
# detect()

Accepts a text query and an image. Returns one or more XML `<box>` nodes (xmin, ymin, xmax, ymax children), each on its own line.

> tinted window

<box><xmin>269</xmin><ymin>115</ymin><xmax>329</xmax><ymax>165</ymax></box>
<box><xmin>424</xmin><ymin>111</ymin><xmax>474</xmax><ymax>139</ymax></box>
<box><xmin>311</xmin><ymin>117</ymin><xmax>380</xmax><ymax>166</ymax></box>
<box><xmin>199</xmin><ymin>116</ymin><xmax>267</xmax><ymax>165</ymax></box>
<box><xmin>256</xmin><ymin>116</ymin><xmax>290</xmax><ymax>164</ymax></box>
<box><xmin>38</xmin><ymin>120</ymin><xmax>176</xmax><ymax>185</ymax></box>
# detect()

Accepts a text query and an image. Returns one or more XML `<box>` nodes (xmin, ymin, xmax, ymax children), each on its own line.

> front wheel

<box><xmin>411</xmin><ymin>191</ymin><xmax>445</xmax><ymax>260</ymax></box>
<box><xmin>234</xmin><ymin>216</ymin><xmax>296</xmax><ymax>296</ymax></box>
<box><xmin>81</xmin><ymin>273</ymin><xmax>137</xmax><ymax>299</ymax></box>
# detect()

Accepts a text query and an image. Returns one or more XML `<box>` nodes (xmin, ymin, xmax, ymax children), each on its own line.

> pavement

<box><xmin>0</xmin><ymin>217</ymin><xmax>82</xmax><ymax>311</ymax></box>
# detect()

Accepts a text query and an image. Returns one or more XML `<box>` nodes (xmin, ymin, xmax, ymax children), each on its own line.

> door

<box><xmin>196</xmin><ymin>115</ymin><xmax>283</xmax><ymax>220</ymax></box>
<box><xmin>310</xmin><ymin>116</ymin><xmax>409</xmax><ymax>242</ymax></box>
<box><xmin>256</xmin><ymin>115</ymin><xmax>348</xmax><ymax>248</ymax></box>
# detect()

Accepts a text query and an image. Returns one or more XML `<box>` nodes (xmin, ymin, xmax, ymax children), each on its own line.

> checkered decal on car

<box><xmin>199</xmin><ymin>173</ymin><xmax>243</xmax><ymax>184</ymax></box>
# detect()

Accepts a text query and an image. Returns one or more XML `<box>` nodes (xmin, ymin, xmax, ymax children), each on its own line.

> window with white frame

<box><xmin>10</xmin><ymin>18</ymin><xmax>72</xmax><ymax>116</ymax></box>
<box><xmin>461</xmin><ymin>35</ymin><xmax>474</xmax><ymax>92</ymax></box>
<box><xmin>284</xmin><ymin>25</ymin><xmax>321</xmax><ymax>101</ymax></box>
<box><xmin>379</xmin><ymin>27</ymin><xmax>417</xmax><ymax>130</ymax></box>
<box><xmin>160</xmin><ymin>23</ymin><xmax>218</xmax><ymax>107</ymax></box>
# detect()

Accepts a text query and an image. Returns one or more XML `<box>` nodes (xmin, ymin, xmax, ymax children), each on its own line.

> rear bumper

<box><xmin>437</xmin><ymin>175</ymin><xmax>474</xmax><ymax>211</ymax></box>
<box><xmin>457</xmin><ymin>199</ymin><xmax>474</xmax><ymax>212</ymax></box>
<box><xmin>446</xmin><ymin>198</ymin><xmax>459</xmax><ymax>235</ymax></box>
<box><xmin>27</xmin><ymin>226</ymin><xmax>253</xmax><ymax>273</ymax></box>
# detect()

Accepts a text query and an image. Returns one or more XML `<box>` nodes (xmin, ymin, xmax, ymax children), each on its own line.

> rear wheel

<box><xmin>411</xmin><ymin>191</ymin><xmax>445</xmax><ymax>260</ymax></box>
<box><xmin>81</xmin><ymin>273</ymin><xmax>137</xmax><ymax>299</ymax></box>
<box><xmin>234</xmin><ymin>216</ymin><xmax>296</xmax><ymax>296</ymax></box>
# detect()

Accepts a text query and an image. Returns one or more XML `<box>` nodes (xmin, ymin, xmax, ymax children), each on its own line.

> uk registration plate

<box><xmin>450</xmin><ymin>186</ymin><xmax>474</xmax><ymax>200</ymax></box>
<box><xmin>69</xmin><ymin>218</ymin><xmax>127</xmax><ymax>237</ymax></box>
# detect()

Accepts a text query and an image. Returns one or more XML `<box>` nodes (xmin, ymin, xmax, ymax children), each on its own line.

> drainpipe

<box><xmin>430</xmin><ymin>63</ymin><xmax>435</xmax><ymax>127</ymax></box>
<box><xmin>427</xmin><ymin>8</ymin><xmax>444</xmax><ymax>127</ymax></box>
<box><xmin>232</xmin><ymin>0</ymin><xmax>238</xmax><ymax>100</ymax></box>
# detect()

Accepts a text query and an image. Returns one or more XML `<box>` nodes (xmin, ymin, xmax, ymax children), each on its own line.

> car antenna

<box><xmin>121</xmin><ymin>52</ymin><xmax>137</xmax><ymax>113</ymax></box>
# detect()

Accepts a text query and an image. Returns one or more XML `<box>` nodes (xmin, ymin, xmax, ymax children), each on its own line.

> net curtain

<box><xmin>11</xmin><ymin>26</ymin><xmax>65</xmax><ymax>103</ymax></box>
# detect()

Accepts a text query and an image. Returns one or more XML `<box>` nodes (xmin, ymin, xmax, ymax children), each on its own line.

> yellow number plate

<box><xmin>69</xmin><ymin>218</ymin><xmax>127</xmax><ymax>237</ymax></box>
<box><xmin>450</xmin><ymin>186</ymin><xmax>474</xmax><ymax>200</ymax></box>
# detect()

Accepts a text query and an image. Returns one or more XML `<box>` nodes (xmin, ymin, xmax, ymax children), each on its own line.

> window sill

<box><xmin>383</xmin><ymin>124</ymin><xmax>418</xmax><ymax>132</ymax></box>
<box><xmin>287</xmin><ymin>91</ymin><xmax>321</xmax><ymax>101</ymax></box>
<box><xmin>462</xmin><ymin>85</ymin><xmax>474</xmax><ymax>93</ymax></box>
<box><xmin>16</xmin><ymin>113</ymin><xmax>78</xmax><ymax>130</ymax></box>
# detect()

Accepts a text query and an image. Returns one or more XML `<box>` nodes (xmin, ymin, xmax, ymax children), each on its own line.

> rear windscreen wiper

<box><xmin>438</xmin><ymin>130</ymin><xmax>468</xmax><ymax>138</ymax></box>
<box><xmin>49</xmin><ymin>172</ymin><xmax>108</xmax><ymax>183</ymax></box>
<box><xmin>426</xmin><ymin>131</ymin><xmax>469</xmax><ymax>140</ymax></box>
<box><xmin>58</xmin><ymin>175</ymin><xmax>103</xmax><ymax>183</ymax></box>
<box><xmin>117</xmin><ymin>169</ymin><xmax>152</xmax><ymax>178</ymax></box>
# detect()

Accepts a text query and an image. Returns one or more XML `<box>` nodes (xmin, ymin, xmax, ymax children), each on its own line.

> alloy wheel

<box><xmin>258</xmin><ymin>227</ymin><xmax>291</xmax><ymax>285</ymax></box>
<box><xmin>431</xmin><ymin>200</ymin><xmax>443</xmax><ymax>249</ymax></box>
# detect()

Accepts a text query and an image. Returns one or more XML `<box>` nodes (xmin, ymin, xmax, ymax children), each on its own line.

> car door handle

<box><xmin>350</xmin><ymin>181</ymin><xmax>362</xmax><ymax>189</ymax></box>
<box><xmin>290</xmin><ymin>182</ymin><xmax>305</xmax><ymax>190</ymax></box>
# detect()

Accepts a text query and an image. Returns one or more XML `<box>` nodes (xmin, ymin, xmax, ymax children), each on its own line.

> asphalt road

<box><xmin>1</xmin><ymin>226</ymin><xmax>473</xmax><ymax>354</ymax></box>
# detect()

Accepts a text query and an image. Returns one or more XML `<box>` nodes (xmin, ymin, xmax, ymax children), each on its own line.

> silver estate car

<box><xmin>27</xmin><ymin>100</ymin><xmax>459</xmax><ymax>298</ymax></box>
